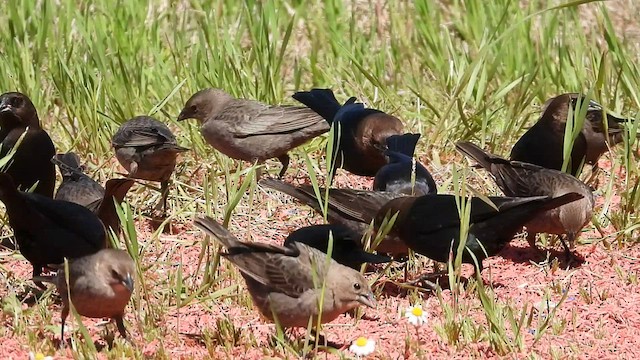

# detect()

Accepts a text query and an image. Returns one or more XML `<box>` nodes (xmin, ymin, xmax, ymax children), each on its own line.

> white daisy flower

<box><xmin>349</xmin><ymin>336</ymin><xmax>375</xmax><ymax>357</ymax></box>
<box><xmin>28</xmin><ymin>352</ymin><xmax>53</xmax><ymax>360</ymax></box>
<box><xmin>404</xmin><ymin>304</ymin><xmax>428</xmax><ymax>327</ymax></box>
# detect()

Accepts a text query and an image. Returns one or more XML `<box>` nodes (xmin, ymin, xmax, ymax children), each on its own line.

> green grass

<box><xmin>1</xmin><ymin>0</ymin><xmax>639</xmax><ymax>358</ymax></box>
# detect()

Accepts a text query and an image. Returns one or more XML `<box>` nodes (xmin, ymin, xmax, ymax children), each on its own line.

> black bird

<box><xmin>0</xmin><ymin>173</ymin><xmax>106</xmax><ymax>287</ymax></box>
<box><xmin>293</xmin><ymin>88</ymin><xmax>404</xmax><ymax>177</ymax></box>
<box><xmin>260</xmin><ymin>178</ymin><xmax>408</xmax><ymax>257</ymax></box>
<box><xmin>177</xmin><ymin>88</ymin><xmax>329</xmax><ymax>178</ymax></box>
<box><xmin>112</xmin><ymin>116</ymin><xmax>188</xmax><ymax>214</ymax></box>
<box><xmin>373</xmin><ymin>192</ymin><xmax>584</xmax><ymax>273</ymax></box>
<box><xmin>53</xmin><ymin>153</ymin><xmax>135</xmax><ymax>236</ymax></box>
<box><xmin>0</xmin><ymin>92</ymin><xmax>56</xmax><ymax>197</ymax></box>
<box><xmin>373</xmin><ymin>133</ymin><xmax>437</xmax><ymax>195</ymax></box>
<box><xmin>456</xmin><ymin>141</ymin><xmax>594</xmax><ymax>259</ymax></box>
<box><xmin>284</xmin><ymin>224</ymin><xmax>392</xmax><ymax>269</ymax></box>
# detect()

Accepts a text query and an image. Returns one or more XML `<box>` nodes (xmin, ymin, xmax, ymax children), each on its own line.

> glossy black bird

<box><xmin>177</xmin><ymin>88</ymin><xmax>329</xmax><ymax>178</ymax></box>
<box><xmin>373</xmin><ymin>133</ymin><xmax>437</xmax><ymax>195</ymax></box>
<box><xmin>112</xmin><ymin>115</ymin><xmax>188</xmax><ymax>214</ymax></box>
<box><xmin>456</xmin><ymin>141</ymin><xmax>594</xmax><ymax>259</ymax></box>
<box><xmin>260</xmin><ymin>178</ymin><xmax>408</xmax><ymax>257</ymax></box>
<box><xmin>0</xmin><ymin>173</ymin><xmax>106</xmax><ymax>287</ymax></box>
<box><xmin>373</xmin><ymin>192</ymin><xmax>583</xmax><ymax>272</ymax></box>
<box><xmin>53</xmin><ymin>153</ymin><xmax>135</xmax><ymax>236</ymax></box>
<box><xmin>284</xmin><ymin>224</ymin><xmax>392</xmax><ymax>269</ymax></box>
<box><xmin>292</xmin><ymin>88</ymin><xmax>404</xmax><ymax>177</ymax></box>
<box><xmin>0</xmin><ymin>92</ymin><xmax>56</xmax><ymax>197</ymax></box>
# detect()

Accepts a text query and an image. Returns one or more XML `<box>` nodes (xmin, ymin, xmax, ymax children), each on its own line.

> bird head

<box><xmin>338</xmin><ymin>271</ymin><xmax>377</xmax><ymax>309</ymax></box>
<box><xmin>177</xmin><ymin>88</ymin><xmax>233</xmax><ymax>123</ymax></box>
<box><xmin>0</xmin><ymin>92</ymin><xmax>40</xmax><ymax>129</ymax></box>
<box><xmin>105</xmin><ymin>250</ymin><xmax>136</xmax><ymax>293</ymax></box>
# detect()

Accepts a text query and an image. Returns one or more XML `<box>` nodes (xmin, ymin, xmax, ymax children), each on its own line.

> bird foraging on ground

<box><xmin>456</xmin><ymin>141</ymin><xmax>594</xmax><ymax>260</ymax></box>
<box><xmin>292</xmin><ymin>88</ymin><xmax>404</xmax><ymax>177</ymax></box>
<box><xmin>373</xmin><ymin>133</ymin><xmax>437</xmax><ymax>195</ymax></box>
<box><xmin>112</xmin><ymin>115</ymin><xmax>188</xmax><ymax>215</ymax></box>
<box><xmin>33</xmin><ymin>248</ymin><xmax>135</xmax><ymax>342</ymax></box>
<box><xmin>0</xmin><ymin>92</ymin><xmax>56</xmax><ymax>197</ymax></box>
<box><xmin>283</xmin><ymin>224</ymin><xmax>392</xmax><ymax>269</ymax></box>
<box><xmin>194</xmin><ymin>216</ymin><xmax>376</xmax><ymax>329</ymax></box>
<box><xmin>177</xmin><ymin>88</ymin><xmax>329</xmax><ymax>178</ymax></box>
<box><xmin>0</xmin><ymin>173</ymin><xmax>106</xmax><ymax>287</ymax></box>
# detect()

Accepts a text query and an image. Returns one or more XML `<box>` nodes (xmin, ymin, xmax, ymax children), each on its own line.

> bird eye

<box><xmin>353</xmin><ymin>283</ymin><xmax>361</xmax><ymax>290</ymax></box>
<box><xmin>11</xmin><ymin>97</ymin><xmax>22</xmax><ymax>107</ymax></box>
<box><xmin>189</xmin><ymin>105</ymin><xmax>197</xmax><ymax>114</ymax></box>
<box><xmin>111</xmin><ymin>269</ymin><xmax>120</xmax><ymax>279</ymax></box>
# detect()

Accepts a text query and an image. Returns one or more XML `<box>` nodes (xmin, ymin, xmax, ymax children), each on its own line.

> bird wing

<box><xmin>218</xmin><ymin>100</ymin><xmax>328</xmax><ymax>137</ymax></box>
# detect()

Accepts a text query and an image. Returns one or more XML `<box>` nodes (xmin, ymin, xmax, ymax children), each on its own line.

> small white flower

<box><xmin>404</xmin><ymin>304</ymin><xmax>428</xmax><ymax>327</ymax></box>
<box><xmin>349</xmin><ymin>336</ymin><xmax>375</xmax><ymax>357</ymax></box>
<box><xmin>28</xmin><ymin>352</ymin><xmax>53</xmax><ymax>360</ymax></box>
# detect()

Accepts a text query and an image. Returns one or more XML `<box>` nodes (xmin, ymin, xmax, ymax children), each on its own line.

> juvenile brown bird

<box><xmin>0</xmin><ymin>173</ymin><xmax>106</xmax><ymax>286</ymax></box>
<box><xmin>456</xmin><ymin>141</ymin><xmax>594</xmax><ymax>259</ymax></box>
<box><xmin>33</xmin><ymin>248</ymin><xmax>135</xmax><ymax>342</ymax></box>
<box><xmin>284</xmin><ymin>224</ymin><xmax>392</xmax><ymax>269</ymax></box>
<box><xmin>0</xmin><ymin>92</ymin><xmax>56</xmax><ymax>197</ymax></box>
<box><xmin>293</xmin><ymin>89</ymin><xmax>404</xmax><ymax>177</ymax></box>
<box><xmin>194</xmin><ymin>216</ymin><xmax>376</xmax><ymax>328</ymax></box>
<box><xmin>177</xmin><ymin>88</ymin><xmax>329</xmax><ymax>178</ymax></box>
<box><xmin>373</xmin><ymin>133</ymin><xmax>437</xmax><ymax>196</ymax></box>
<box><xmin>373</xmin><ymin>192</ymin><xmax>583</xmax><ymax>272</ymax></box>
<box><xmin>260</xmin><ymin>178</ymin><xmax>408</xmax><ymax>257</ymax></box>
<box><xmin>112</xmin><ymin>116</ymin><xmax>188</xmax><ymax>214</ymax></box>
<box><xmin>510</xmin><ymin>93</ymin><xmax>588</xmax><ymax>175</ymax></box>
<box><xmin>53</xmin><ymin>153</ymin><xmax>135</xmax><ymax>236</ymax></box>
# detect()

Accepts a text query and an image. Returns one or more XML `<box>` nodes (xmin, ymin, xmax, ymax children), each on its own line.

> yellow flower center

<box><xmin>411</xmin><ymin>307</ymin><xmax>423</xmax><ymax>317</ymax></box>
<box><xmin>355</xmin><ymin>337</ymin><xmax>368</xmax><ymax>347</ymax></box>
<box><xmin>35</xmin><ymin>354</ymin><xmax>46</xmax><ymax>360</ymax></box>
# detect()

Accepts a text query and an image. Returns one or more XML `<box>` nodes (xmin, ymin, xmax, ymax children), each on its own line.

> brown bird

<box><xmin>260</xmin><ymin>178</ymin><xmax>408</xmax><ymax>257</ymax></box>
<box><xmin>0</xmin><ymin>92</ymin><xmax>56</xmax><ymax>197</ymax></box>
<box><xmin>373</xmin><ymin>192</ymin><xmax>583</xmax><ymax>272</ymax></box>
<box><xmin>112</xmin><ymin>116</ymin><xmax>188</xmax><ymax>214</ymax></box>
<box><xmin>456</xmin><ymin>141</ymin><xmax>594</xmax><ymax>259</ymax></box>
<box><xmin>53</xmin><ymin>153</ymin><xmax>135</xmax><ymax>236</ymax></box>
<box><xmin>0</xmin><ymin>173</ymin><xmax>106</xmax><ymax>286</ymax></box>
<box><xmin>283</xmin><ymin>224</ymin><xmax>392</xmax><ymax>269</ymax></box>
<box><xmin>373</xmin><ymin>133</ymin><xmax>437</xmax><ymax>196</ymax></box>
<box><xmin>177</xmin><ymin>88</ymin><xmax>329</xmax><ymax>178</ymax></box>
<box><xmin>33</xmin><ymin>248</ymin><xmax>135</xmax><ymax>342</ymax></box>
<box><xmin>194</xmin><ymin>216</ymin><xmax>376</xmax><ymax>328</ymax></box>
<box><xmin>292</xmin><ymin>88</ymin><xmax>404</xmax><ymax>177</ymax></box>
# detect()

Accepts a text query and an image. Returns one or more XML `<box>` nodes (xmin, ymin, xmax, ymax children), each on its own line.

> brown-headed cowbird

<box><xmin>292</xmin><ymin>89</ymin><xmax>404</xmax><ymax>177</ymax></box>
<box><xmin>177</xmin><ymin>88</ymin><xmax>329</xmax><ymax>178</ymax></box>
<box><xmin>53</xmin><ymin>153</ymin><xmax>135</xmax><ymax>236</ymax></box>
<box><xmin>373</xmin><ymin>133</ymin><xmax>437</xmax><ymax>195</ymax></box>
<box><xmin>373</xmin><ymin>193</ymin><xmax>583</xmax><ymax>272</ymax></box>
<box><xmin>283</xmin><ymin>224</ymin><xmax>392</xmax><ymax>269</ymax></box>
<box><xmin>456</xmin><ymin>141</ymin><xmax>594</xmax><ymax>259</ymax></box>
<box><xmin>194</xmin><ymin>216</ymin><xmax>376</xmax><ymax>328</ymax></box>
<box><xmin>112</xmin><ymin>116</ymin><xmax>188</xmax><ymax>214</ymax></box>
<box><xmin>0</xmin><ymin>173</ymin><xmax>106</xmax><ymax>286</ymax></box>
<box><xmin>260</xmin><ymin>178</ymin><xmax>408</xmax><ymax>257</ymax></box>
<box><xmin>33</xmin><ymin>248</ymin><xmax>135</xmax><ymax>341</ymax></box>
<box><xmin>0</xmin><ymin>92</ymin><xmax>56</xmax><ymax>197</ymax></box>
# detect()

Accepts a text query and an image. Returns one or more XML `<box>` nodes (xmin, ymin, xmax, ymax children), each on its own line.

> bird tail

<box><xmin>194</xmin><ymin>216</ymin><xmax>244</xmax><ymax>249</ymax></box>
<box><xmin>52</xmin><ymin>152</ymin><xmax>84</xmax><ymax>176</ymax></box>
<box><xmin>31</xmin><ymin>274</ymin><xmax>57</xmax><ymax>285</ymax></box>
<box><xmin>455</xmin><ymin>141</ymin><xmax>507</xmax><ymax>170</ymax></box>
<box><xmin>386</xmin><ymin>133</ymin><xmax>421</xmax><ymax>157</ymax></box>
<box><xmin>536</xmin><ymin>192</ymin><xmax>584</xmax><ymax>212</ymax></box>
<box><xmin>292</xmin><ymin>89</ymin><xmax>343</xmax><ymax>123</ymax></box>
<box><xmin>260</xmin><ymin>178</ymin><xmax>324</xmax><ymax>213</ymax></box>
<box><xmin>355</xmin><ymin>250</ymin><xmax>392</xmax><ymax>264</ymax></box>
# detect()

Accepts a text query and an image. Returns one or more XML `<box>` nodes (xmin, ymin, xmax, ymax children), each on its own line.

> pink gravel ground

<box><xmin>1</xmin><ymin>155</ymin><xmax>639</xmax><ymax>359</ymax></box>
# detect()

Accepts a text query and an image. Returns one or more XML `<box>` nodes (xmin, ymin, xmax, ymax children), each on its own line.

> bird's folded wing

<box><xmin>113</xmin><ymin>128</ymin><xmax>171</xmax><ymax>147</ymax></box>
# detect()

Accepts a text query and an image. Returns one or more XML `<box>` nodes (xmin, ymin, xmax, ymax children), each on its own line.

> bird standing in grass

<box><xmin>456</xmin><ymin>141</ymin><xmax>594</xmax><ymax>260</ymax></box>
<box><xmin>194</xmin><ymin>216</ymin><xmax>376</xmax><ymax>329</ymax></box>
<box><xmin>177</xmin><ymin>88</ymin><xmax>329</xmax><ymax>178</ymax></box>
<box><xmin>293</xmin><ymin>88</ymin><xmax>404</xmax><ymax>177</ymax></box>
<box><xmin>0</xmin><ymin>92</ymin><xmax>56</xmax><ymax>197</ymax></box>
<box><xmin>33</xmin><ymin>248</ymin><xmax>135</xmax><ymax>343</ymax></box>
<box><xmin>0</xmin><ymin>173</ymin><xmax>106</xmax><ymax>287</ymax></box>
<box><xmin>112</xmin><ymin>116</ymin><xmax>188</xmax><ymax>215</ymax></box>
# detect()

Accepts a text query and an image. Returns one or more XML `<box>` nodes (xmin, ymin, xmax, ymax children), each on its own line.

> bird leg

<box><xmin>560</xmin><ymin>233</ymin><xmax>576</xmax><ymax>264</ymax></box>
<box><xmin>115</xmin><ymin>315</ymin><xmax>128</xmax><ymax>339</ymax></box>
<box><xmin>526</xmin><ymin>231</ymin><xmax>541</xmax><ymax>253</ymax></box>
<box><xmin>32</xmin><ymin>266</ymin><xmax>46</xmax><ymax>290</ymax></box>
<box><xmin>277</xmin><ymin>154</ymin><xmax>290</xmax><ymax>178</ymax></box>
<box><xmin>154</xmin><ymin>180</ymin><xmax>170</xmax><ymax>216</ymax></box>
<box><xmin>60</xmin><ymin>308</ymin><xmax>69</xmax><ymax>347</ymax></box>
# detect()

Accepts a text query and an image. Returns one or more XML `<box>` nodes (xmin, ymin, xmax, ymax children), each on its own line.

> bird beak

<box><xmin>0</xmin><ymin>101</ymin><xmax>12</xmax><ymax>114</ymax></box>
<box><xmin>121</xmin><ymin>273</ymin><xmax>135</xmax><ymax>293</ymax></box>
<box><xmin>358</xmin><ymin>292</ymin><xmax>377</xmax><ymax>309</ymax></box>
<box><xmin>176</xmin><ymin>109</ymin><xmax>189</xmax><ymax>122</ymax></box>
<box><xmin>608</xmin><ymin>113</ymin><xmax>635</xmax><ymax>124</ymax></box>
